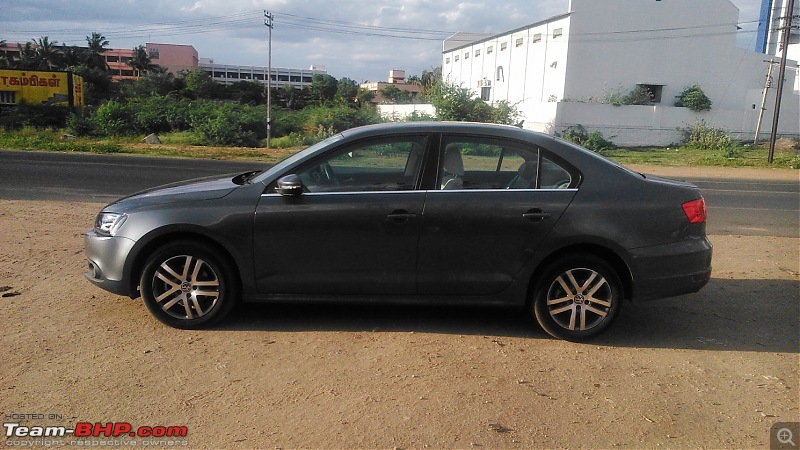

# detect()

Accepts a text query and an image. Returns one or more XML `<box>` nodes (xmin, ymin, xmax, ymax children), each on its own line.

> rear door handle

<box><xmin>523</xmin><ymin>209</ymin><xmax>552</xmax><ymax>222</ymax></box>
<box><xmin>386</xmin><ymin>211</ymin><xmax>417</xmax><ymax>224</ymax></box>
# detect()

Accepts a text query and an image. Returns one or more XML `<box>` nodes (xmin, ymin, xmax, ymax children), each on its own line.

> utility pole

<box><xmin>768</xmin><ymin>0</ymin><xmax>795</xmax><ymax>163</ymax></box>
<box><xmin>264</xmin><ymin>11</ymin><xmax>274</xmax><ymax>149</ymax></box>
<box><xmin>754</xmin><ymin>59</ymin><xmax>775</xmax><ymax>145</ymax></box>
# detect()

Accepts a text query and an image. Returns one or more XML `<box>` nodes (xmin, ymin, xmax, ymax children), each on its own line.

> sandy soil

<box><xmin>0</xmin><ymin>190</ymin><xmax>798</xmax><ymax>448</ymax></box>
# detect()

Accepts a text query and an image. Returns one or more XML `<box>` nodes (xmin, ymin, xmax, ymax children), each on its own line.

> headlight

<box><xmin>94</xmin><ymin>212</ymin><xmax>127</xmax><ymax>237</ymax></box>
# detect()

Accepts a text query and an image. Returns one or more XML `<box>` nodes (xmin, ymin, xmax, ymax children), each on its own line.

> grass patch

<box><xmin>604</xmin><ymin>144</ymin><xmax>799</xmax><ymax>170</ymax></box>
<box><xmin>1</xmin><ymin>127</ymin><xmax>797</xmax><ymax>169</ymax></box>
<box><xmin>0</xmin><ymin>128</ymin><xmax>302</xmax><ymax>163</ymax></box>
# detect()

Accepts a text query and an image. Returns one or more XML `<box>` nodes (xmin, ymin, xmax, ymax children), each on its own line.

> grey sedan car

<box><xmin>84</xmin><ymin>122</ymin><xmax>712</xmax><ymax>340</ymax></box>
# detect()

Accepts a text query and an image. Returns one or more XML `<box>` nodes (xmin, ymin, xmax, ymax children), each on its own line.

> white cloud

<box><xmin>0</xmin><ymin>0</ymin><xmax>763</xmax><ymax>81</ymax></box>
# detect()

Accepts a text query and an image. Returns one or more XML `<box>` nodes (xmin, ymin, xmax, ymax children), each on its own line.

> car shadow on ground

<box><xmin>218</xmin><ymin>278</ymin><xmax>798</xmax><ymax>354</ymax></box>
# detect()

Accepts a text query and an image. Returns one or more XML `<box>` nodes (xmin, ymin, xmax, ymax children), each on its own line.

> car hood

<box><xmin>106</xmin><ymin>173</ymin><xmax>247</xmax><ymax>210</ymax></box>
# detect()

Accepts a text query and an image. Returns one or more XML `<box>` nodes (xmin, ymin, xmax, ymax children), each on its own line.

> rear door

<box><xmin>417</xmin><ymin>134</ymin><xmax>578</xmax><ymax>296</ymax></box>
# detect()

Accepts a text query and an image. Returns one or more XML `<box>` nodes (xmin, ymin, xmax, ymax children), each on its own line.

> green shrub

<box><xmin>682</xmin><ymin>121</ymin><xmax>732</xmax><ymax>151</ymax></box>
<box><xmin>67</xmin><ymin>110</ymin><xmax>98</xmax><ymax>136</ymax></box>
<box><xmin>0</xmin><ymin>103</ymin><xmax>71</xmax><ymax>130</ymax></box>
<box><xmin>675</xmin><ymin>84</ymin><xmax>712</xmax><ymax>111</ymax></box>
<box><xmin>94</xmin><ymin>101</ymin><xmax>137</xmax><ymax>135</ymax></box>
<box><xmin>558</xmin><ymin>124</ymin><xmax>614</xmax><ymax>153</ymax></box>
<box><xmin>622</xmin><ymin>85</ymin><xmax>654</xmax><ymax>105</ymax></box>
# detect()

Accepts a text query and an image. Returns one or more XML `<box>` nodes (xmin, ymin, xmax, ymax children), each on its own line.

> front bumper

<box><xmin>84</xmin><ymin>229</ymin><xmax>138</xmax><ymax>297</ymax></box>
<box><xmin>629</xmin><ymin>237</ymin><xmax>713</xmax><ymax>301</ymax></box>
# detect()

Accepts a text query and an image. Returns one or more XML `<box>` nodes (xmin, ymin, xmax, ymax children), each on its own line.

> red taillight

<box><xmin>682</xmin><ymin>198</ymin><xmax>706</xmax><ymax>224</ymax></box>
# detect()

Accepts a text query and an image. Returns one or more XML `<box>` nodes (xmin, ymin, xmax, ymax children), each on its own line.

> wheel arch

<box><xmin>527</xmin><ymin>243</ymin><xmax>634</xmax><ymax>305</ymax></box>
<box><xmin>126</xmin><ymin>228</ymin><xmax>243</xmax><ymax>298</ymax></box>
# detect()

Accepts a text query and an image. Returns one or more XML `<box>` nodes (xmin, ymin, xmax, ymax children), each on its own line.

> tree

<box><xmin>183</xmin><ymin>68</ymin><xmax>217</xmax><ymax>99</ymax></box>
<box><xmin>59</xmin><ymin>44</ymin><xmax>87</xmax><ymax>69</ymax></box>
<box><xmin>15</xmin><ymin>42</ymin><xmax>39</xmax><ymax>70</ymax></box>
<box><xmin>308</xmin><ymin>74</ymin><xmax>338</xmax><ymax>106</ymax></box>
<box><xmin>128</xmin><ymin>45</ymin><xmax>157</xmax><ymax>77</ymax></box>
<box><xmin>276</xmin><ymin>83</ymin><xmax>307</xmax><ymax>110</ymax></box>
<box><xmin>34</xmin><ymin>36</ymin><xmax>60</xmax><ymax>70</ymax></box>
<box><xmin>408</xmin><ymin>67</ymin><xmax>441</xmax><ymax>98</ymax></box>
<box><xmin>85</xmin><ymin>32</ymin><xmax>109</xmax><ymax>71</ymax></box>
<box><xmin>427</xmin><ymin>80</ymin><xmax>490</xmax><ymax>122</ymax></box>
<box><xmin>379</xmin><ymin>85</ymin><xmax>414</xmax><ymax>104</ymax></box>
<box><xmin>336</xmin><ymin>77</ymin><xmax>359</xmax><ymax>107</ymax></box>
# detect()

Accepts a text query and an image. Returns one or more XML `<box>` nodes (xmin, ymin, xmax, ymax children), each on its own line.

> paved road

<box><xmin>1</xmin><ymin>150</ymin><xmax>797</xmax><ymax>237</ymax></box>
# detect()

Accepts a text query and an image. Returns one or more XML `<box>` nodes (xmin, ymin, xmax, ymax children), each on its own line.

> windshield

<box><xmin>252</xmin><ymin>133</ymin><xmax>345</xmax><ymax>183</ymax></box>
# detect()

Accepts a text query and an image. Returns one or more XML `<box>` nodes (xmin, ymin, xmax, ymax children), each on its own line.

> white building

<box><xmin>199</xmin><ymin>58</ymin><xmax>326</xmax><ymax>89</ymax></box>
<box><xmin>442</xmin><ymin>0</ymin><xmax>799</xmax><ymax>146</ymax></box>
<box><xmin>758</xmin><ymin>0</ymin><xmax>800</xmax><ymax>62</ymax></box>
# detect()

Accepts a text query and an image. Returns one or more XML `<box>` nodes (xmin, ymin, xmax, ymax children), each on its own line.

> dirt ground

<box><xmin>1</xmin><ymin>167</ymin><xmax>798</xmax><ymax>449</ymax></box>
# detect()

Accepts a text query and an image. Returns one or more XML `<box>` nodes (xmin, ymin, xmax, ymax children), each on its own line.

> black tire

<box><xmin>532</xmin><ymin>254</ymin><xmax>623</xmax><ymax>341</ymax></box>
<box><xmin>139</xmin><ymin>241</ymin><xmax>238</xmax><ymax>329</ymax></box>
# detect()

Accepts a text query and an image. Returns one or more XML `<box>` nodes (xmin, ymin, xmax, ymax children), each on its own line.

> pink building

<box><xmin>145</xmin><ymin>43</ymin><xmax>198</xmax><ymax>75</ymax></box>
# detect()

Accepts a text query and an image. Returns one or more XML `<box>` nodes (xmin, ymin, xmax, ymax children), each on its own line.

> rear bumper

<box><xmin>628</xmin><ymin>237</ymin><xmax>713</xmax><ymax>301</ymax></box>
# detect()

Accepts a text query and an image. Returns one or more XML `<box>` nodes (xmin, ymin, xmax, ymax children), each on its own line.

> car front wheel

<box><xmin>533</xmin><ymin>254</ymin><xmax>622</xmax><ymax>341</ymax></box>
<box><xmin>139</xmin><ymin>241</ymin><xmax>237</xmax><ymax>329</ymax></box>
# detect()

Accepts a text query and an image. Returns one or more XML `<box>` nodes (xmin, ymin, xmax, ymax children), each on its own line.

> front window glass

<box><xmin>297</xmin><ymin>136</ymin><xmax>427</xmax><ymax>193</ymax></box>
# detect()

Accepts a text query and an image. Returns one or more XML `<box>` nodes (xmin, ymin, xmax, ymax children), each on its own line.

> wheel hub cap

<box><xmin>546</xmin><ymin>267</ymin><xmax>613</xmax><ymax>331</ymax></box>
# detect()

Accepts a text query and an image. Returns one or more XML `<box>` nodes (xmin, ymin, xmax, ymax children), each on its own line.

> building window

<box><xmin>148</xmin><ymin>48</ymin><xmax>159</xmax><ymax>60</ymax></box>
<box><xmin>302</xmin><ymin>76</ymin><xmax>313</xmax><ymax>83</ymax></box>
<box><xmin>455</xmin><ymin>55</ymin><xmax>459</xmax><ymax>62</ymax></box>
<box><xmin>446</xmin><ymin>57</ymin><xmax>451</xmax><ymax>64</ymax></box>
<box><xmin>0</xmin><ymin>91</ymin><xmax>16</xmax><ymax>104</ymax></box>
<box><xmin>487</xmin><ymin>46</ymin><xmax>493</xmax><ymax>54</ymax></box>
<box><xmin>105</xmin><ymin>55</ymin><xmax>119</xmax><ymax>62</ymax></box>
<box><xmin>278</xmin><ymin>75</ymin><xmax>289</xmax><ymax>81</ymax></box>
<box><xmin>496</xmin><ymin>66</ymin><xmax>504</xmax><ymax>82</ymax></box>
<box><xmin>253</xmin><ymin>73</ymin><xmax>264</xmax><ymax>80</ymax></box>
<box><xmin>480</xmin><ymin>86</ymin><xmax>491</xmax><ymax>101</ymax></box>
<box><xmin>475</xmin><ymin>49</ymin><xmax>480</xmax><ymax>57</ymax></box>
<box><xmin>465</xmin><ymin>52</ymin><xmax>469</xmax><ymax>59</ymax></box>
<box><xmin>515</xmin><ymin>38</ymin><xmax>524</xmax><ymax>47</ymax></box>
<box><xmin>553</xmin><ymin>28</ymin><xmax>563</xmax><ymax>38</ymax></box>
<box><xmin>638</xmin><ymin>84</ymin><xmax>664</xmax><ymax>103</ymax></box>
<box><xmin>533</xmin><ymin>33</ymin><xmax>542</xmax><ymax>43</ymax></box>
<box><xmin>213</xmin><ymin>71</ymin><xmax>225</xmax><ymax>78</ymax></box>
<box><xmin>500</xmin><ymin>42</ymin><xmax>508</xmax><ymax>51</ymax></box>
<box><xmin>121</xmin><ymin>70</ymin><xmax>134</xmax><ymax>77</ymax></box>
<box><xmin>291</xmin><ymin>75</ymin><xmax>301</xmax><ymax>82</ymax></box>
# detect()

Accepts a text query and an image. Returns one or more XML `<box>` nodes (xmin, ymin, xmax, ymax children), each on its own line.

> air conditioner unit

<box><xmin>477</xmin><ymin>79</ymin><xmax>492</xmax><ymax>88</ymax></box>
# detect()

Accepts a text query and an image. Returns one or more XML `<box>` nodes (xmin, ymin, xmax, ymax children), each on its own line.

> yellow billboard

<box><xmin>0</xmin><ymin>70</ymin><xmax>84</xmax><ymax>107</ymax></box>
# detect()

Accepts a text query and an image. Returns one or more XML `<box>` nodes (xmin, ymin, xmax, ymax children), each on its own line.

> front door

<box><xmin>253</xmin><ymin>135</ymin><xmax>428</xmax><ymax>295</ymax></box>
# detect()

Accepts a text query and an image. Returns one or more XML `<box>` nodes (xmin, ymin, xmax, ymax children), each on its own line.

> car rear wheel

<box><xmin>139</xmin><ymin>241</ymin><xmax>237</xmax><ymax>329</ymax></box>
<box><xmin>533</xmin><ymin>254</ymin><xmax>622</xmax><ymax>341</ymax></box>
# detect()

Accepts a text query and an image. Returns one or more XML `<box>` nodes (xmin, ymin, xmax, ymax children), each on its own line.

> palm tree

<box><xmin>127</xmin><ymin>45</ymin><xmax>156</xmax><ymax>77</ymax></box>
<box><xmin>0</xmin><ymin>40</ymin><xmax>9</xmax><ymax>68</ymax></box>
<box><xmin>34</xmin><ymin>36</ymin><xmax>60</xmax><ymax>70</ymax></box>
<box><xmin>15</xmin><ymin>41</ymin><xmax>38</xmax><ymax>70</ymax></box>
<box><xmin>59</xmin><ymin>43</ymin><xmax>86</xmax><ymax>69</ymax></box>
<box><xmin>85</xmin><ymin>32</ymin><xmax>109</xmax><ymax>71</ymax></box>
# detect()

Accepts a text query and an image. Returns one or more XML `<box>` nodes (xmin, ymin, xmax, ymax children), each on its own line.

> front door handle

<box><xmin>523</xmin><ymin>209</ymin><xmax>552</xmax><ymax>222</ymax></box>
<box><xmin>386</xmin><ymin>210</ymin><xmax>417</xmax><ymax>224</ymax></box>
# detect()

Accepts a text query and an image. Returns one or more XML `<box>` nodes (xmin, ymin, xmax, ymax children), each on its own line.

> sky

<box><xmin>0</xmin><ymin>0</ymin><xmax>764</xmax><ymax>82</ymax></box>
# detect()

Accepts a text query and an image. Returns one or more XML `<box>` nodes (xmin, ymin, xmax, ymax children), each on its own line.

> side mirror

<box><xmin>276</xmin><ymin>174</ymin><xmax>303</xmax><ymax>196</ymax></box>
